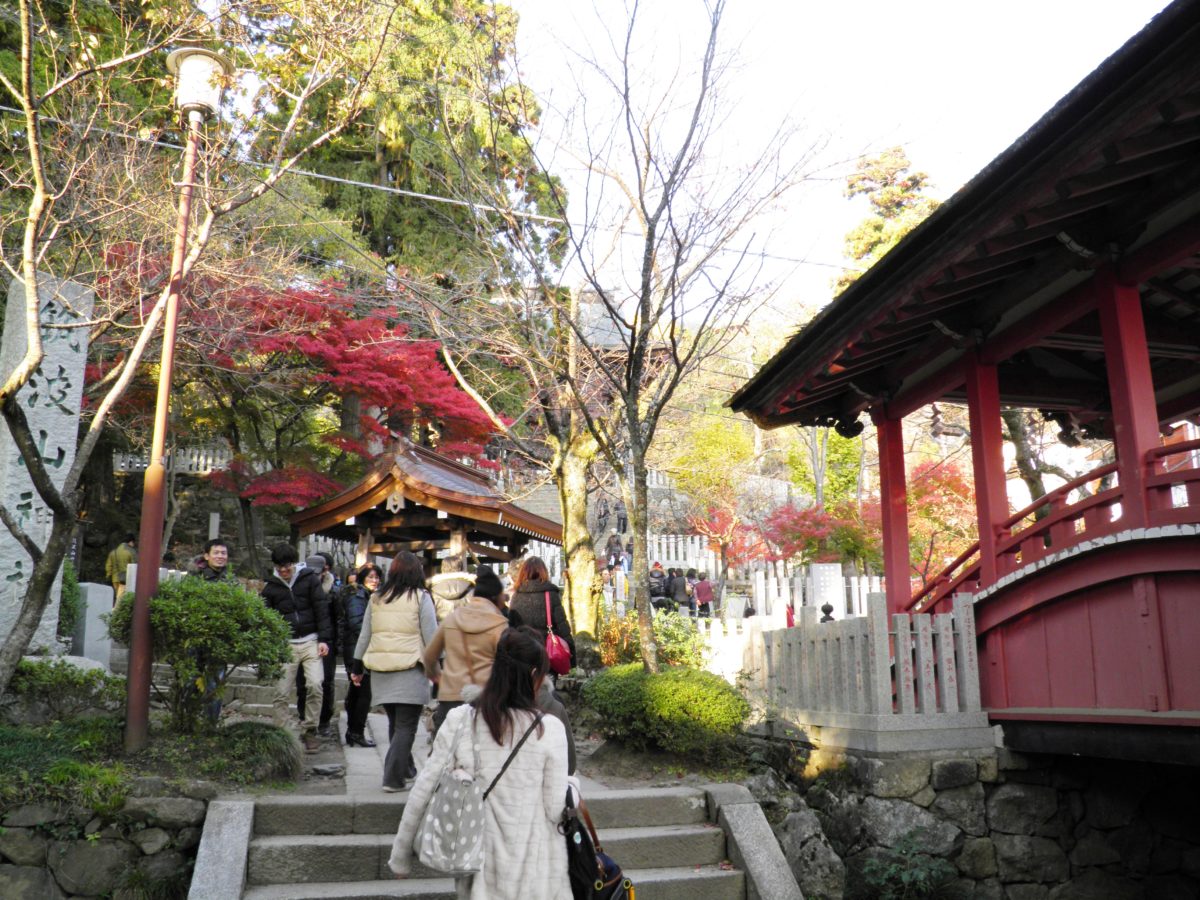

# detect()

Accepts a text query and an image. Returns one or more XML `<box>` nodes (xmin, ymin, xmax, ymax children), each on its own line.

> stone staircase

<box><xmin>239</xmin><ymin>788</ymin><xmax>745</xmax><ymax>900</ymax></box>
<box><xmin>109</xmin><ymin>651</ymin><xmax>349</xmax><ymax>719</ymax></box>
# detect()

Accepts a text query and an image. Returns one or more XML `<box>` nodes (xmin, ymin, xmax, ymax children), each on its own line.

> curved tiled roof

<box><xmin>290</xmin><ymin>440</ymin><xmax>562</xmax><ymax>545</ymax></box>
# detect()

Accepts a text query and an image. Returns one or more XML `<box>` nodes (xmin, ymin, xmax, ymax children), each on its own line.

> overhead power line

<box><xmin>0</xmin><ymin>104</ymin><xmax>855</xmax><ymax>271</ymax></box>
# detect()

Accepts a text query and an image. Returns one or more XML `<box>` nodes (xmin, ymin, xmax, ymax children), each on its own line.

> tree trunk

<box><xmin>626</xmin><ymin>451</ymin><xmax>660</xmax><ymax>673</ymax></box>
<box><xmin>0</xmin><ymin>512</ymin><xmax>76</xmax><ymax>695</ymax></box>
<box><xmin>556</xmin><ymin>439</ymin><xmax>600</xmax><ymax>640</ymax></box>
<box><xmin>1002</xmin><ymin>409</ymin><xmax>1050</xmax><ymax>514</ymax></box>
<box><xmin>238</xmin><ymin>495</ymin><xmax>262</xmax><ymax>575</ymax></box>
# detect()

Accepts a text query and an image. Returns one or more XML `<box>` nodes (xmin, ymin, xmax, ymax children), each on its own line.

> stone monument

<box><xmin>0</xmin><ymin>274</ymin><xmax>94</xmax><ymax>652</ymax></box>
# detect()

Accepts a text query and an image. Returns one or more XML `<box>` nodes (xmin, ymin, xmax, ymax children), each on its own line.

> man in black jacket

<box><xmin>260</xmin><ymin>543</ymin><xmax>332</xmax><ymax>752</ymax></box>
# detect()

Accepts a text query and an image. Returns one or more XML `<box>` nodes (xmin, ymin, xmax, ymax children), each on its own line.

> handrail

<box><xmin>906</xmin><ymin>542</ymin><xmax>981</xmax><ymax>612</ymax></box>
<box><xmin>1146</xmin><ymin>439</ymin><xmax>1200</xmax><ymax>463</ymax></box>
<box><xmin>1000</xmin><ymin>462</ymin><xmax>1119</xmax><ymax>530</ymax></box>
<box><xmin>994</xmin><ymin>485</ymin><xmax>1123</xmax><ymax>556</ymax></box>
<box><xmin>908</xmin><ymin>459</ymin><xmax>1125</xmax><ymax>614</ymax></box>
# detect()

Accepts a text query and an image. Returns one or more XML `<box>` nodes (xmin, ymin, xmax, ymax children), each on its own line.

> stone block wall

<box><xmin>761</xmin><ymin>748</ymin><xmax>1200</xmax><ymax>900</ymax></box>
<box><xmin>0</xmin><ymin>778</ymin><xmax>214</xmax><ymax>898</ymax></box>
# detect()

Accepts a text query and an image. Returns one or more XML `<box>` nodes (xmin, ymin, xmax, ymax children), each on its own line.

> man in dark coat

<box><xmin>190</xmin><ymin>538</ymin><xmax>237</xmax><ymax>582</ymax></box>
<box><xmin>296</xmin><ymin>552</ymin><xmax>340</xmax><ymax>736</ymax></box>
<box><xmin>260</xmin><ymin>543</ymin><xmax>332</xmax><ymax>751</ymax></box>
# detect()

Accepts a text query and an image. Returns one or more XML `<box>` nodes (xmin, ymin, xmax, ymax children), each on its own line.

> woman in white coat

<box><xmin>389</xmin><ymin>627</ymin><xmax>571</xmax><ymax>900</ymax></box>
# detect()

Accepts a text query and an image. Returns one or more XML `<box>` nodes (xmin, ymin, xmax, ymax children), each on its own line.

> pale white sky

<box><xmin>510</xmin><ymin>0</ymin><xmax>1174</xmax><ymax>329</ymax></box>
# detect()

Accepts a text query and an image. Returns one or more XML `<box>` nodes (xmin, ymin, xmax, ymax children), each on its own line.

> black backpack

<box><xmin>648</xmin><ymin>571</ymin><xmax>667</xmax><ymax>598</ymax></box>
<box><xmin>561</xmin><ymin>792</ymin><xmax>633</xmax><ymax>900</ymax></box>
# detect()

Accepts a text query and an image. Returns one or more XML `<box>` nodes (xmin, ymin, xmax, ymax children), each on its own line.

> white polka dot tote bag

<box><xmin>415</xmin><ymin>710</ymin><xmax>543</xmax><ymax>876</ymax></box>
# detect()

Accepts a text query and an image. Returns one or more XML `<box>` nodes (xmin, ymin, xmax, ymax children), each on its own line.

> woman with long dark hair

<box><xmin>390</xmin><ymin>627</ymin><xmax>571</xmax><ymax>899</ymax></box>
<box><xmin>507</xmin><ymin>556</ymin><xmax>575</xmax><ymax>668</ymax></box>
<box><xmin>340</xmin><ymin>563</ymin><xmax>382</xmax><ymax>747</ymax></box>
<box><xmin>351</xmin><ymin>551</ymin><xmax>437</xmax><ymax>791</ymax></box>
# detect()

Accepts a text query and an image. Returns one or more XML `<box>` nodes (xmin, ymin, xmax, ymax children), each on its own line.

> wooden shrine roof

<box><xmin>290</xmin><ymin>440</ymin><xmax>562</xmax><ymax>551</ymax></box>
<box><xmin>731</xmin><ymin>0</ymin><xmax>1200</xmax><ymax>437</ymax></box>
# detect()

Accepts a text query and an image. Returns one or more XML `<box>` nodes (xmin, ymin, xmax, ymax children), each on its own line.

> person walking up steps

<box><xmin>260</xmin><ymin>543</ymin><xmax>332</xmax><ymax>753</ymax></box>
<box><xmin>351</xmin><ymin>551</ymin><xmax>437</xmax><ymax>792</ymax></box>
<box><xmin>390</xmin><ymin>627</ymin><xmax>572</xmax><ymax>899</ymax></box>
<box><xmin>422</xmin><ymin>565</ymin><xmax>508</xmax><ymax>739</ymax></box>
<box><xmin>507</xmin><ymin>557</ymin><xmax>575</xmax><ymax>672</ymax></box>
<box><xmin>341</xmin><ymin>563</ymin><xmax>381</xmax><ymax>747</ymax></box>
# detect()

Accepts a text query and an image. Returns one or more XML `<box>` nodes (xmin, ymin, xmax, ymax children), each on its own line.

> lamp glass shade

<box><xmin>167</xmin><ymin>48</ymin><xmax>231</xmax><ymax>118</ymax></box>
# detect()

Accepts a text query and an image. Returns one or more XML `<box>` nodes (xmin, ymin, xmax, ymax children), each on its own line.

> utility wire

<box><xmin>0</xmin><ymin>104</ymin><xmax>855</xmax><ymax>271</ymax></box>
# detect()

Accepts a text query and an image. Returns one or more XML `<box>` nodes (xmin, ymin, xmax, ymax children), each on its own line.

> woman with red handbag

<box><xmin>507</xmin><ymin>557</ymin><xmax>575</xmax><ymax>676</ymax></box>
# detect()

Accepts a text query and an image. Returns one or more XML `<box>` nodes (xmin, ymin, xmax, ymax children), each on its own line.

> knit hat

<box><xmin>473</xmin><ymin>565</ymin><xmax>504</xmax><ymax>599</ymax></box>
<box><xmin>305</xmin><ymin>554</ymin><xmax>326</xmax><ymax>572</ymax></box>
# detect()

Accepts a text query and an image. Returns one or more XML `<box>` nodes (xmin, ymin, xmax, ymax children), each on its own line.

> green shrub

<box><xmin>581</xmin><ymin>663</ymin><xmax>651</xmax><ymax>748</ymax></box>
<box><xmin>58</xmin><ymin>559</ymin><xmax>83</xmax><ymax>639</ymax></box>
<box><xmin>642</xmin><ymin>667</ymin><xmax>750</xmax><ymax>754</ymax></box>
<box><xmin>9</xmin><ymin>658</ymin><xmax>125</xmax><ymax>721</ymax></box>
<box><xmin>596</xmin><ymin>610</ymin><xmax>708</xmax><ymax>668</ymax></box>
<box><xmin>582</xmin><ymin>662</ymin><xmax>749</xmax><ymax>757</ymax></box>
<box><xmin>861</xmin><ymin>829</ymin><xmax>957</xmax><ymax>899</ymax></box>
<box><xmin>108</xmin><ymin>578</ymin><xmax>292</xmax><ymax>733</ymax></box>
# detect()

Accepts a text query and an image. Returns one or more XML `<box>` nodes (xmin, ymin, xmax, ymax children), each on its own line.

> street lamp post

<box><xmin>125</xmin><ymin>47</ymin><xmax>232</xmax><ymax>752</ymax></box>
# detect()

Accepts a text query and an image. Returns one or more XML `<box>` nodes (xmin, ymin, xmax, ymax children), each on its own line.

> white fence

<box><xmin>114</xmin><ymin>444</ymin><xmax>233</xmax><ymax>475</ymax></box>
<box><xmin>697</xmin><ymin>592</ymin><xmax>992</xmax><ymax>753</ymax></box>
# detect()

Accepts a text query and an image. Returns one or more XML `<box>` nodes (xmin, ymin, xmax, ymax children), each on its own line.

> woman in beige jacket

<box><xmin>422</xmin><ymin>565</ymin><xmax>509</xmax><ymax>736</ymax></box>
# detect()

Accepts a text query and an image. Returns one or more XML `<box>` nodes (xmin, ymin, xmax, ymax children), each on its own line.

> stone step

<box><xmin>246</xmin><ymin>825</ymin><xmax>727</xmax><ymax>886</ymax></box>
<box><xmin>242</xmin><ymin>866</ymin><xmax>743</xmax><ymax>900</ymax></box>
<box><xmin>251</xmin><ymin>787</ymin><xmax>709</xmax><ymax>837</ymax></box>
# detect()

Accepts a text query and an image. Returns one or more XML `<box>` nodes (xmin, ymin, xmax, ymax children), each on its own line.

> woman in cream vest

<box><xmin>351</xmin><ymin>551</ymin><xmax>438</xmax><ymax>791</ymax></box>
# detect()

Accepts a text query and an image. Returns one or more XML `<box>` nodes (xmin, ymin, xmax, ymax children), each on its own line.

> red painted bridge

<box><xmin>733</xmin><ymin>1</ymin><xmax>1200</xmax><ymax>765</ymax></box>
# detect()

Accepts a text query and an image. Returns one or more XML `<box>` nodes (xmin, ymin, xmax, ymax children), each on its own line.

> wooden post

<box><xmin>874</xmin><ymin>413</ymin><xmax>910</xmax><ymax>615</ymax></box>
<box><xmin>964</xmin><ymin>351</ymin><xmax>1008</xmax><ymax>583</ymax></box>
<box><xmin>1096</xmin><ymin>268</ymin><xmax>1160</xmax><ymax>525</ymax></box>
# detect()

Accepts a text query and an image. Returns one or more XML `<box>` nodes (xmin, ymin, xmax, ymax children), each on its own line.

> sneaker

<box><xmin>381</xmin><ymin>782</ymin><xmax>405</xmax><ymax>793</ymax></box>
<box><xmin>317</xmin><ymin>723</ymin><xmax>332</xmax><ymax>737</ymax></box>
<box><xmin>302</xmin><ymin>732</ymin><xmax>321</xmax><ymax>753</ymax></box>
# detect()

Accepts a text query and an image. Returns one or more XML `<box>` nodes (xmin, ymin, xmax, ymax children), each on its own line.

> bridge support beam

<box><xmin>874</xmin><ymin>413</ymin><xmax>910</xmax><ymax>616</ymax></box>
<box><xmin>964</xmin><ymin>351</ymin><xmax>1008</xmax><ymax>584</ymax></box>
<box><xmin>1096</xmin><ymin>268</ymin><xmax>1159</xmax><ymax>525</ymax></box>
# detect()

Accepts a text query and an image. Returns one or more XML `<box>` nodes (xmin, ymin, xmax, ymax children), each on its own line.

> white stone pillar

<box><xmin>0</xmin><ymin>275</ymin><xmax>94</xmax><ymax>652</ymax></box>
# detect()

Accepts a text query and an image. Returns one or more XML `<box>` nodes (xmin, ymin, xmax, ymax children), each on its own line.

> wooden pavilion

<box><xmin>731</xmin><ymin>0</ymin><xmax>1200</xmax><ymax>760</ymax></box>
<box><xmin>290</xmin><ymin>439</ymin><xmax>561</xmax><ymax>571</ymax></box>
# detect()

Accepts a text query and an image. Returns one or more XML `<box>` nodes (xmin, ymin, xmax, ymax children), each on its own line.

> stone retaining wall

<box><xmin>759</xmin><ymin>748</ymin><xmax>1200</xmax><ymax>900</ymax></box>
<box><xmin>0</xmin><ymin>777</ymin><xmax>214</xmax><ymax>898</ymax></box>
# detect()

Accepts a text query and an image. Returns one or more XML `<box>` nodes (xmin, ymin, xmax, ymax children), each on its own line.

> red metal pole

<box><xmin>1096</xmin><ymin>267</ymin><xmax>1160</xmax><ymax>528</ymax></box>
<box><xmin>125</xmin><ymin>110</ymin><xmax>203</xmax><ymax>752</ymax></box>
<box><xmin>964</xmin><ymin>351</ymin><xmax>1008</xmax><ymax>584</ymax></box>
<box><xmin>874</xmin><ymin>413</ymin><xmax>910</xmax><ymax>616</ymax></box>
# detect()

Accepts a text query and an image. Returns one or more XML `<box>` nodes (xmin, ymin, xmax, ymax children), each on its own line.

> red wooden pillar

<box><xmin>1096</xmin><ymin>268</ymin><xmax>1160</xmax><ymax>525</ymax></box>
<box><xmin>964</xmin><ymin>351</ymin><xmax>1008</xmax><ymax>584</ymax></box>
<box><xmin>874</xmin><ymin>411</ymin><xmax>910</xmax><ymax>616</ymax></box>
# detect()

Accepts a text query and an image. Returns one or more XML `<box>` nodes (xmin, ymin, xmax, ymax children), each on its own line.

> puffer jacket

<box><xmin>261</xmin><ymin>566</ymin><xmax>332</xmax><ymax>644</ymax></box>
<box><xmin>508</xmin><ymin>580</ymin><xmax>575</xmax><ymax>666</ymax></box>
<box><xmin>421</xmin><ymin>598</ymin><xmax>509</xmax><ymax>701</ymax></box>
<box><xmin>340</xmin><ymin>585</ymin><xmax>371</xmax><ymax>668</ymax></box>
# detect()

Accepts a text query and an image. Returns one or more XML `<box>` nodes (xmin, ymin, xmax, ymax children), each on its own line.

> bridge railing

<box><xmin>910</xmin><ymin>461</ymin><xmax>1123</xmax><ymax>613</ymax></box>
<box><xmin>1146</xmin><ymin>438</ymin><xmax>1200</xmax><ymax>524</ymax></box>
<box><xmin>912</xmin><ymin>441</ymin><xmax>1200</xmax><ymax>614</ymax></box>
